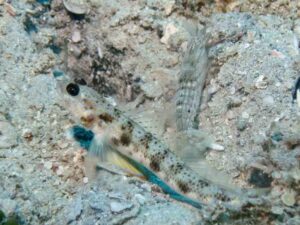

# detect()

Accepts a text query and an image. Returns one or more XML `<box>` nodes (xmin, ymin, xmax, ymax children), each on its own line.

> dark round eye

<box><xmin>66</xmin><ymin>83</ymin><xmax>80</xmax><ymax>96</ymax></box>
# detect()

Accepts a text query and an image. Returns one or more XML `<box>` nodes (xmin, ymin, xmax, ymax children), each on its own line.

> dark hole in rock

<box><xmin>23</xmin><ymin>16</ymin><xmax>38</xmax><ymax>34</ymax></box>
<box><xmin>48</xmin><ymin>43</ymin><xmax>62</xmax><ymax>54</ymax></box>
<box><xmin>248</xmin><ymin>168</ymin><xmax>273</xmax><ymax>188</ymax></box>
<box><xmin>68</xmin><ymin>13</ymin><xmax>85</xmax><ymax>21</ymax></box>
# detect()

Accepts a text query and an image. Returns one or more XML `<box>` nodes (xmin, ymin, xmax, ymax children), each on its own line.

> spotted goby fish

<box><xmin>58</xmin><ymin>80</ymin><xmax>256</xmax><ymax>212</ymax></box>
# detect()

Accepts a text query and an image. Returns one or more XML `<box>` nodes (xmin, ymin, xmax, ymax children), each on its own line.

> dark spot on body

<box><xmin>121</xmin><ymin>121</ymin><xmax>134</xmax><ymax>134</ymax></box>
<box><xmin>176</xmin><ymin>163</ymin><xmax>184</xmax><ymax>170</ymax></box>
<box><xmin>127</xmin><ymin>121</ymin><xmax>133</xmax><ymax>128</ymax></box>
<box><xmin>139</xmin><ymin>132</ymin><xmax>153</xmax><ymax>149</ymax></box>
<box><xmin>82</xmin><ymin>99</ymin><xmax>95</xmax><ymax>110</ymax></box>
<box><xmin>162</xmin><ymin>149</ymin><xmax>168</xmax><ymax>156</ymax></box>
<box><xmin>80</xmin><ymin>115</ymin><xmax>95</xmax><ymax>124</ymax></box>
<box><xmin>120</xmin><ymin>133</ymin><xmax>131</xmax><ymax>146</ymax></box>
<box><xmin>215</xmin><ymin>193</ymin><xmax>230</xmax><ymax>202</ymax></box>
<box><xmin>177</xmin><ymin>181</ymin><xmax>190</xmax><ymax>193</ymax></box>
<box><xmin>111</xmin><ymin>137</ymin><xmax>120</xmax><ymax>146</ymax></box>
<box><xmin>139</xmin><ymin>137</ymin><xmax>149</xmax><ymax>149</ymax></box>
<box><xmin>114</xmin><ymin>108</ymin><xmax>122</xmax><ymax>117</ymax></box>
<box><xmin>197</xmin><ymin>180</ymin><xmax>209</xmax><ymax>188</ymax></box>
<box><xmin>170</xmin><ymin>162</ymin><xmax>184</xmax><ymax>174</ymax></box>
<box><xmin>98</xmin><ymin>113</ymin><xmax>114</xmax><ymax>123</ymax></box>
<box><xmin>132</xmin><ymin>146</ymin><xmax>139</xmax><ymax>152</ymax></box>
<box><xmin>150</xmin><ymin>160</ymin><xmax>160</xmax><ymax>172</ymax></box>
<box><xmin>150</xmin><ymin>149</ymin><xmax>168</xmax><ymax>163</ymax></box>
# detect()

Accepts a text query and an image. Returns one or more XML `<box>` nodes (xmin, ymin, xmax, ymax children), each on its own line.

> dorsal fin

<box><xmin>122</xmin><ymin>100</ymin><xmax>177</xmax><ymax>140</ymax></box>
<box><xmin>176</xmin><ymin>25</ymin><xmax>209</xmax><ymax>131</ymax></box>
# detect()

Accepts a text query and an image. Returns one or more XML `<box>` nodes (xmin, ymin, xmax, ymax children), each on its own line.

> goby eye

<box><xmin>66</xmin><ymin>83</ymin><xmax>80</xmax><ymax>96</ymax></box>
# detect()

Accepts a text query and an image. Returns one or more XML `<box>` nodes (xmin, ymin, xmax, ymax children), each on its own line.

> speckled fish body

<box><xmin>59</xmin><ymin>81</ymin><xmax>245</xmax><ymax>210</ymax></box>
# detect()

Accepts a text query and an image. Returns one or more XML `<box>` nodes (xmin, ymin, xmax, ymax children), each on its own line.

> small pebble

<box><xmin>141</xmin><ymin>183</ymin><xmax>151</xmax><ymax>192</ymax></box>
<box><xmin>67</xmin><ymin>197</ymin><xmax>83</xmax><ymax>223</ymax></box>
<box><xmin>281</xmin><ymin>190</ymin><xmax>296</xmax><ymax>206</ymax></box>
<box><xmin>44</xmin><ymin>161</ymin><xmax>53</xmax><ymax>170</ymax></box>
<box><xmin>56</xmin><ymin>166</ymin><xmax>64</xmax><ymax>176</ymax></box>
<box><xmin>83</xmin><ymin>177</ymin><xmax>88</xmax><ymax>184</ymax></box>
<box><xmin>0</xmin><ymin>121</ymin><xmax>18</xmax><ymax>149</ymax></box>
<box><xmin>110</xmin><ymin>201</ymin><xmax>133</xmax><ymax>213</ymax></box>
<box><xmin>271</xmin><ymin>132</ymin><xmax>283</xmax><ymax>142</ymax></box>
<box><xmin>72</xmin><ymin>30</ymin><xmax>81</xmax><ymax>43</ymax></box>
<box><xmin>236</xmin><ymin>117</ymin><xmax>248</xmax><ymax>131</ymax></box>
<box><xmin>108</xmin><ymin>192</ymin><xmax>124</xmax><ymax>200</ymax></box>
<box><xmin>255</xmin><ymin>75</ymin><xmax>268</xmax><ymax>89</ymax></box>
<box><xmin>207</xmin><ymin>84</ymin><xmax>219</xmax><ymax>96</ymax></box>
<box><xmin>271</xmin><ymin>206</ymin><xmax>283</xmax><ymax>215</ymax></box>
<box><xmin>22</xmin><ymin>129</ymin><xmax>33</xmax><ymax>141</ymax></box>
<box><xmin>226</xmin><ymin>110</ymin><xmax>235</xmax><ymax>120</ymax></box>
<box><xmin>88</xmin><ymin>192</ymin><xmax>107</xmax><ymax>211</ymax></box>
<box><xmin>164</xmin><ymin>0</ymin><xmax>175</xmax><ymax>15</ymax></box>
<box><xmin>241</xmin><ymin>112</ymin><xmax>249</xmax><ymax>119</ymax></box>
<box><xmin>227</xmin><ymin>96</ymin><xmax>242</xmax><ymax>109</ymax></box>
<box><xmin>58</xmin><ymin>141</ymin><xmax>69</xmax><ymax>149</ymax></box>
<box><xmin>262</xmin><ymin>95</ymin><xmax>275</xmax><ymax>106</ymax></box>
<box><xmin>290</xmin><ymin>168</ymin><xmax>300</xmax><ymax>181</ymax></box>
<box><xmin>1</xmin><ymin>199</ymin><xmax>17</xmax><ymax>215</ymax></box>
<box><xmin>69</xmin><ymin>44</ymin><xmax>83</xmax><ymax>58</ymax></box>
<box><xmin>134</xmin><ymin>194</ymin><xmax>146</xmax><ymax>205</ymax></box>
<box><xmin>271</xmin><ymin>49</ymin><xmax>285</xmax><ymax>59</ymax></box>
<box><xmin>160</xmin><ymin>23</ymin><xmax>178</xmax><ymax>45</ymax></box>
<box><xmin>63</xmin><ymin>0</ymin><xmax>88</xmax><ymax>15</ymax></box>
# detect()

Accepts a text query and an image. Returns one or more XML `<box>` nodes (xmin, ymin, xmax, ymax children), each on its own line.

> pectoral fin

<box><xmin>88</xmin><ymin>134</ymin><xmax>144</xmax><ymax>178</ymax></box>
<box><xmin>71</xmin><ymin>125</ymin><xmax>144</xmax><ymax>178</ymax></box>
<box><xmin>164</xmin><ymin>129</ymin><xmax>224</xmax><ymax>161</ymax></box>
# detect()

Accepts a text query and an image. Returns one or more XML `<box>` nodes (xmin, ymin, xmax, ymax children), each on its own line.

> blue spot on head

<box><xmin>52</xmin><ymin>70</ymin><xmax>64</xmax><ymax>78</ymax></box>
<box><xmin>71</xmin><ymin>125</ymin><xmax>94</xmax><ymax>150</ymax></box>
